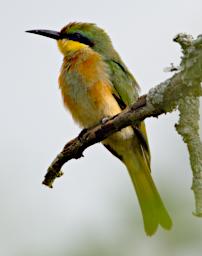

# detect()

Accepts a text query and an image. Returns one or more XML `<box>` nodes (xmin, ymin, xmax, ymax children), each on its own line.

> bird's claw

<box><xmin>101</xmin><ymin>116</ymin><xmax>110</xmax><ymax>124</ymax></box>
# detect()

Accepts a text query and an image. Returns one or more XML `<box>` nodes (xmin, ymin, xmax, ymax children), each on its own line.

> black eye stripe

<box><xmin>61</xmin><ymin>32</ymin><xmax>94</xmax><ymax>47</ymax></box>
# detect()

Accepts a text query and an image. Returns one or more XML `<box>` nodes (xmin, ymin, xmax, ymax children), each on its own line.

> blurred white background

<box><xmin>0</xmin><ymin>0</ymin><xmax>202</xmax><ymax>255</ymax></box>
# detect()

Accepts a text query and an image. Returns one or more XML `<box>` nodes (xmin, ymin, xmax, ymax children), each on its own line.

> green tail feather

<box><xmin>124</xmin><ymin>153</ymin><xmax>172</xmax><ymax>236</ymax></box>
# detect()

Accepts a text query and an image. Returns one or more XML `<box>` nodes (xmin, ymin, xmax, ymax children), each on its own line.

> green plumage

<box><xmin>61</xmin><ymin>22</ymin><xmax>172</xmax><ymax>235</ymax></box>
<box><xmin>28</xmin><ymin>22</ymin><xmax>172</xmax><ymax>235</ymax></box>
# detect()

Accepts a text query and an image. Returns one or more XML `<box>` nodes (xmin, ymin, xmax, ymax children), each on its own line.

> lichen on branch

<box><xmin>42</xmin><ymin>33</ymin><xmax>202</xmax><ymax>217</ymax></box>
<box><xmin>176</xmin><ymin>96</ymin><xmax>202</xmax><ymax>217</ymax></box>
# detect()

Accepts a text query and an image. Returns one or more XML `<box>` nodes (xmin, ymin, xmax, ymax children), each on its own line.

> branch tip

<box><xmin>173</xmin><ymin>33</ymin><xmax>194</xmax><ymax>49</ymax></box>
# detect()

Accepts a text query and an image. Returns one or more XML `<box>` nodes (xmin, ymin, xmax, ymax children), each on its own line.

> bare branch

<box><xmin>42</xmin><ymin>95</ymin><xmax>161</xmax><ymax>187</ymax></box>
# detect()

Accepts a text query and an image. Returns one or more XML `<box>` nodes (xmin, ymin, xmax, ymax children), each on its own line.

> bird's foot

<box><xmin>101</xmin><ymin>116</ymin><xmax>110</xmax><ymax>124</ymax></box>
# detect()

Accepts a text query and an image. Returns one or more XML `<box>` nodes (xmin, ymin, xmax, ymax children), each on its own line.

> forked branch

<box><xmin>42</xmin><ymin>33</ymin><xmax>202</xmax><ymax>216</ymax></box>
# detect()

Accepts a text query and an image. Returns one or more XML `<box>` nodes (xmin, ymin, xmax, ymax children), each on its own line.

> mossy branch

<box><xmin>42</xmin><ymin>34</ymin><xmax>202</xmax><ymax>216</ymax></box>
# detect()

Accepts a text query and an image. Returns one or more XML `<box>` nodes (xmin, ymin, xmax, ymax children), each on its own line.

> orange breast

<box><xmin>59</xmin><ymin>49</ymin><xmax>121</xmax><ymax>128</ymax></box>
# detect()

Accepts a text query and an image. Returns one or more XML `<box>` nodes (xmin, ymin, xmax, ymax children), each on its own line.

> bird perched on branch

<box><xmin>27</xmin><ymin>22</ymin><xmax>172</xmax><ymax>235</ymax></box>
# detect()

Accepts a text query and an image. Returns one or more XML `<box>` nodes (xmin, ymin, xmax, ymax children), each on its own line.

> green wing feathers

<box><xmin>107</xmin><ymin>57</ymin><xmax>172</xmax><ymax>235</ymax></box>
<box><xmin>108</xmin><ymin>58</ymin><xmax>151</xmax><ymax>168</ymax></box>
<box><xmin>107</xmin><ymin>59</ymin><xmax>139</xmax><ymax>105</ymax></box>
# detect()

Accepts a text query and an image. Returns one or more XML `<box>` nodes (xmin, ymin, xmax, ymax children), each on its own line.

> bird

<box><xmin>26</xmin><ymin>22</ymin><xmax>172</xmax><ymax>235</ymax></box>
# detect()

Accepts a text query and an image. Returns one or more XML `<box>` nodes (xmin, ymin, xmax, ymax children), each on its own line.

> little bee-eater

<box><xmin>27</xmin><ymin>22</ymin><xmax>172</xmax><ymax>235</ymax></box>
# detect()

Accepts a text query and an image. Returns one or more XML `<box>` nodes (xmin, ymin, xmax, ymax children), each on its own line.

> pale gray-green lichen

<box><xmin>147</xmin><ymin>33</ymin><xmax>202</xmax><ymax>217</ymax></box>
<box><xmin>147</xmin><ymin>79</ymin><xmax>170</xmax><ymax>107</ymax></box>
<box><xmin>175</xmin><ymin>96</ymin><xmax>202</xmax><ymax>216</ymax></box>
<box><xmin>174</xmin><ymin>33</ymin><xmax>202</xmax><ymax>216</ymax></box>
<box><xmin>174</xmin><ymin>33</ymin><xmax>194</xmax><ymax>51</ymax></box>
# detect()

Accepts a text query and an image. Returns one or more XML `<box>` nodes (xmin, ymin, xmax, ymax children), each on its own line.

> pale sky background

<box><xmin>0</xmin><ymin>0</ymin><xmax>202</xmax><ymax>255</ymax></box>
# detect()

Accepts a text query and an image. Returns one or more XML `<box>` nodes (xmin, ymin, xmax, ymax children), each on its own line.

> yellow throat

<box><xmin>57</xmin><ymin>39</ymin><xmax>87</xmax><ymax>55</ymax></box>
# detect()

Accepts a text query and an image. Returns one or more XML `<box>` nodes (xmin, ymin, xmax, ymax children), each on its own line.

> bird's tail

<box><xmin>124</xmin><ymin>151</ymin><xmax>172</xmax><ymax>236</ymax></box>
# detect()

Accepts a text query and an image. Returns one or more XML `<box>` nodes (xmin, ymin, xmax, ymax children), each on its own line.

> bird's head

<box><xmin>26</xmin><ymin>22</ymin><xmax>115</xmax><ymax>59</ymax></box>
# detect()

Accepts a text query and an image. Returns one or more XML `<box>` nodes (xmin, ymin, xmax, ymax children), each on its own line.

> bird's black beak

<box><xmin>26</xmin><ymin>29</ymin><xmax>61</xmax><ymax>40</ymax></box>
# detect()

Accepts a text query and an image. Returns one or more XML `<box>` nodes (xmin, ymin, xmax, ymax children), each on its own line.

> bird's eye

<box><xmin>63</xmin><ymin>32</ymin><xmax>94</xmax><ymax>47</ymax></box>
